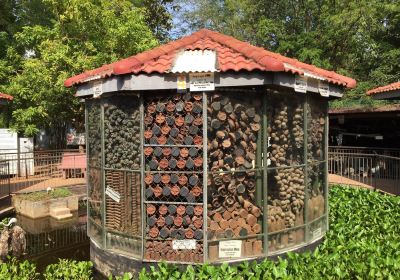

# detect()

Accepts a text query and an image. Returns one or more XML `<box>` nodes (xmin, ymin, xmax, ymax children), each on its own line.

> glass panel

<box><xmin>308</xmin><ymin>216</ymin><xmax>326</xmax><ymax>241</ymax></box>
<box><xmin>105</xmin><ymin>170</ymin><xmax>142</xmax><ymax>256</ymax></box>
<box><xmin>307</xmin><ymin>94</ymin><xmax>328</xmax><ymax>162</ymax></box>
<box><xmin>267</xmin><ymin>166</ymin><xmax>305</xmax><ymax>253</ymax></box>
<box><xmin>143</xmin><ymin>92</ymin><xmax>204</xmax><ymax>263</ymax></box>
<box><xmin>207</xmin><ymin>92</ymin><xmax>264</xmax><ymax>261</ymax></box>
<box><xmin>268</xmin><ymin>227</ymin><xmax>305</xmax><ymax>253</ymax></box>
<box><xmin>102</xmin><ymin>95</ymin><xmax>142</xmax><ymax>256</ymax></box>
<box><xmin>86</xmin><ymin>99</ymin><xmax>104</xmax><ymax>245</ymax></box>
<box><xmin>104</xmin><ymin>95</ymin><xmax>141</xmax><ymax>170</ymax></box>
<box><xmin>267</xmin><ymin>91</ymin><xmax>305</xmax><ymax>168</ymax></box>
<box><xmin>307</xmin><ymin>162</ymin><xmax>326</xmax><ymax>221</ymax></box>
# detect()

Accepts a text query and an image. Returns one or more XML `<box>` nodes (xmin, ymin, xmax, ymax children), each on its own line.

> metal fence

<box><xmin>328</xmin><ymin>148</ymin><xmax>400</xmax><ymax>195</ymax></box>
<box><xmin>25</xmin><ymin>223</ymin><xmax>88</xmax><ymax>257</ymax></box>
<box><xmin>328</xmin><ymin>146</ymin><xmax>400</xmax><ymax>158</ymax></box>
<box><xmin>0</xmin><ymin>150</ymin><xmax>86</xmax><ymax>207</ymax></box>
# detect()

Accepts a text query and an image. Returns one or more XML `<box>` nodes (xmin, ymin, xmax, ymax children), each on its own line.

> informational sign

<box><xmin>177</xmin><ymin>74</ymin><xmax>187</xmax><ymax>92</ymax></box>
<box><xmin>318</xmin><ymin>81</ymin><xmax>330</xmax><ymax>97</ymax></box>
<box><xmin>189</xmin><ymin>72</ymin><xmax>215</xmax><ymax>92</ymax></box>
<box><xmin>106</xmin><ymin>187</ymin><xmax>120</xmax><ymax>203</ymax></box>
<box><xmin>172</xmin><ymin>239</ymin><xmax>196</xmax><ymax>250</ymax></box>
<box><xmin>312</xmin><ymin>228</ymin><xmax>322</xmax><ymax>239</ymax></box>
<box><xmin>294</xmin><ymin>75</ymin><xmax>307</xmax><ymax>93</ymax></box>
<box><xmin>93</xmin><ymin>80</ymin><xmax>103</xmax><ymax>98</ymax></box>
<box><xmin>219</xmin><ymin>240</ymin><xmax>242</xmax><ymax>258</ymax></box>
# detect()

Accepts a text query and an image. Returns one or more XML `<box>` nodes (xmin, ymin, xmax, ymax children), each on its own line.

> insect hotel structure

<box><xmin>65</xmin><ymin>29</ymin><xmax>356</xmax><ymax>276</ymax></box>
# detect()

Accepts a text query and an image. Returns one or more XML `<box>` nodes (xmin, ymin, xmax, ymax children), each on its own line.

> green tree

<box><xmin>3</xmin><ymin>0</ymin><xmax>158</xmax><ymax>146</ymax></box>
<box><xmin>176</xmin><ymin>0</ymin><xmax>400</xmax><ymax>108</ymax></box>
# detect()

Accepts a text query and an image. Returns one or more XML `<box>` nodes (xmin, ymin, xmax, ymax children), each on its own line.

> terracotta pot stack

<box><xmin>143</xmin><ymin>92</ymin><xmax>204</xmax><ymax>262</ymax></box>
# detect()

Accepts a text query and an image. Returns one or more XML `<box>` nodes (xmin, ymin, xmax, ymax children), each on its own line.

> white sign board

<box><xmin>189</xmin><ymin>72</ymin><xmax>215</xmax><ymax>92</ymax></box>
<box><xmin>219</xmin><ymin>240</ymin><xmax>242</xmax><ymax>258</ymax></box>
<box><xmin>106</xmin><ymin>187</ymin><xmax>120</xmax><ymax>203</ymax></box>
<box><xmin>172</xmin><ymin>239</ymin><xmax>196</xmax><ymax>250</ymax></box>
<box><xmin>93</xmin><ymin>80</ymin><xmax>103</xmax><ymax>98</ymax></box>
<box><xmin>294</xmin><ymin>76</ymin><xmax>307</xmax><ymax>93</ymax></box>
<box><xmin>312</xmin><ymin>227</ymin><xmax>322</xmax><ymax>239</ymax></box>
<box><xmin>318</xmin><ymin>81</ymin><xmax>330</xmax><ymax>97</ymax></box>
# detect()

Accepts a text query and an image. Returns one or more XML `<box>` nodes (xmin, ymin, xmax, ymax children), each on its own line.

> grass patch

<box><xmin>19</xmin><ymin>188</ymin><xmax>72</xmax><ymax>201</ymax></box>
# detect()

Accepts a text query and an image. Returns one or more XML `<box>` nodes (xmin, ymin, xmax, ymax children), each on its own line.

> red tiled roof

<box><xmin>367</xmin><ymin>81</ymin><xmax>400</xmax><ymax>95</ymax></box>
<box><xmin>0</xmin><ymin>92</ymin><xmax>13</xmax><ymax>101</ymax></box>
<box><xmin>65</xmin><ymin>29</ymin><xmax>356</xmax><ymax>89</ymax></box>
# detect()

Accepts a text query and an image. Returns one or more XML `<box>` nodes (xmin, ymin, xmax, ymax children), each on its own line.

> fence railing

<box><xmin>0</xmin><ymin>149</ymin><xmax>86</xmax><ymax>197</ymax></box>
<box><xmin>329</xmin><ymin>146</ymin><xmax>400</xmax><ymax>158</ymax></box>
<box><xmin>328</xmin><ymin>149</ymin><xmax>400</xmax><ymax>195</ymax></box>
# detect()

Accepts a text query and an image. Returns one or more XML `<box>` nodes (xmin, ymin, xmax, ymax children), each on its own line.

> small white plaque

<box><xmin>219</xmin><ymin>240</ymin><xmax>242</xmax><ymax>258</ymax></box>
<box><xmin>318</xmin><ymin>81</ymin><xmax>330</xmax><ymax>97</ymax></box>
<box><xmin>189</xmin><ymin>72</ymin><xmax>215</xmax><ymax>92</ymax></box>
<box><xmin>312</xmin><ymin>227</ymin><xmax>322</xmax><ymax>239</ymax></box>
<box><xmin>172</xmin><ymin>239</ymin><xmax>196</xmax><ymax>250</ymax></box>
<box><xmin>294</xmin><ymin>75</ymin><xmax>307</xmax><ymax>93</ymax></box>
<box><xmin>106</xmin><ymin>187</ymin><xmax>120</xmax><ymax>203</ymax></box>
<box><xmin>93</xmin><ymin>80</ymin><xmax>103</xmax><ymax>98</ymax></box>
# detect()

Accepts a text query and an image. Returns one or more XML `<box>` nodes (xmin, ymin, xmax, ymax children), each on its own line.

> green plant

<box><xmin>44</xmin><ymin>259</ymin><xmax>93</xmax><ymax>280</ymax></box>
<box><xmin>19</xmin><ymin>188</ymin><xmax>72</xmax><ymax>201</ymax></box>
<box><xmin>0</xmin><ymin>257</ymin><xmax>39</xmax><ymax>280</ymax></box>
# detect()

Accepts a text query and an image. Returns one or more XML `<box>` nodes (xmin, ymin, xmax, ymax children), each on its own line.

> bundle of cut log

<box><xmin>87</xmin><ymin>101</ymin><xmax>102</xmax><ymax>168</ymax></box>
<box><xmin>144</xmin><ymin>240</ymin><xmax>203</xmax><ymax>263</ymax></box>
<box><xmin>145</xmin><ymin>203</ymin><xmax>204</xmax><ymax>262</ymax></box>
<box><xmin>104</xmin><ymin>97</ymin><xmax>140</xmax><ymax>170</ymax></box>
<box><xmin>144</xmin><ymin>173</ymin><xmax>203</xmax><ymax>203</ymax></box>
<box><xmin>143</xmin><ymin>92</ymin><xmax>204</xmax><ymax>259</ymax></box>
<box><xmin>267</xmin><ymin>94</ymin><xmax>305</xmax><ymax>233</ymax></box>
<box><xmin>105</xmin><ymin>170</ymin><xmax>141</xmax><ymax>236</ymax></box>
<box><xmin>306</xmin><ymin>100</ymin><xmax>326</xmax><ymax>219</ymax></box>
<box><xmin>207</xmin><ymin>93</ymin><xmax>263</xmax><ymax>246</ymax></box>
<box><xmin>144</xmin><ymin>92</ymin><xmax>203</xmax><ymax>147</ymax></box>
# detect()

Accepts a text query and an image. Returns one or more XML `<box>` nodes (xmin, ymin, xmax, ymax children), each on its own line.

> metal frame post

<box><xmin>140</xmin><ymin>93</ymin><xmax>146</xmax><ymax>259</ymax></box>
<box><xmin>262</xmin><ymin>90</ymin><xmax>269</xmax><ymax>256</ymax></box>
<box><xmin>303</xmin><ymin>93</ymin><xmax>309</xmax><ymax>243</ymax></box>
<box><xmin>324</xmin><ymin>99</ymin><xmax>329</xmax><ymax>232</ymax></box>
<box><xmin>85</xmin><ymin>101</ymin><xmax>90</xmax><ymax>238</ymax></box>
<box><xmin>101</xmin><ymin>99</ymin><xmax>106</xmax><ymax>249</ymax></box>
<box><xmin>202</xmin><ymin>91</ymin><xmax>208</xmax><ymax>262</ymax></box>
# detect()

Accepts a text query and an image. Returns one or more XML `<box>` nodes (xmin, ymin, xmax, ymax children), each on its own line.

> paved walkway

<box><xmin>328</xmin><ymin>174</ymin><xmax>373</xmax><ymax>190</ymax></box>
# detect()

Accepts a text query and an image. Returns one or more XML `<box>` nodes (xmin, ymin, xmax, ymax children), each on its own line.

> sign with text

<box><xmin>219</xmin><ymin>240</ymin><xmax>242</xmax><ymax>258</ymax></box>
<box><xmin>318</xmin><ymin>81</ymin><xmax>330</xmax><ymax>97</ymax></box>
<box><xmin>312</xmin><ymin>227</ymin><xmax>322</xmax><ymax>239</ymax></box>
<box><xmin>189</xmin><ymin>72</ymin><xmax>215</xmax><ymax>91</ymax></box>
<box><xmin>294</xmin><ymin>75</ymin><xmax>307</xmax><ymax>93</ymax></box>
<box><xmin>172</xmin><ymin>239</ymin><xmax>196</xmax><ymax>250</ymax></box>
<box><xmin>93</xmin><ymin>80</ymin><xmax>103</xmax><ymax>98</ymax></box>
<box><xmin>106</xmin><ymin>187</ymin><xmax>120</xmax><ymax>203</ymax></box>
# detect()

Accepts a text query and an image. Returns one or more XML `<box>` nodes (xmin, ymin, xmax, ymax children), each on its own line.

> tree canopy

<box><xmin>176</xmin><ymin>0</ymin><xmax>400</xmax><ymax>108</ymax></box>
<box><xmin>0</xmin><ymin>0</ymin><xmax>165</xmax><ymax>146</ymax></box>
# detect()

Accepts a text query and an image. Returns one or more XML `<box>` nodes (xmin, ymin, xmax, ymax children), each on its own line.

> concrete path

<box><xmin>328</xmin><ymin>174</ymin><xmax>374</xmax><ymax>190</ymax></box>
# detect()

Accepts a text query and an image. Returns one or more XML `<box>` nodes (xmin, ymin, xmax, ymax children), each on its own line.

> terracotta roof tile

<box><xmin>367</xmin><ymin>81</ymin><xmax>400</xmax><ymax>95</ymax></box>
<box><xmin>65</xmin><ymin>29</ymin><xmax>356</xmax><ymax>88</ymax></box>
<box><xmin>0</xmin><ymin>92</ymin><xmax>13</xmax><ymax>101</ymax></box>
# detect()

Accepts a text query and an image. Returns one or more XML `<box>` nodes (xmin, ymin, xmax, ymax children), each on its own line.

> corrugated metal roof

<box><xmin>170</xmin><ymin>50</ymin><xmax>218</xmax><ymax>73</ymax></box>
